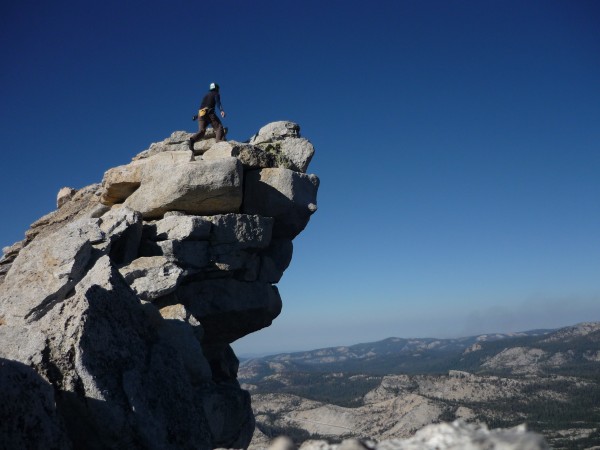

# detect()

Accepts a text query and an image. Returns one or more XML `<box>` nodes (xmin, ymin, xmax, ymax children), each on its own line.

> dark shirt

<box><xmin>200</xmin><ymin>90</ymin><xmax>223</xmax><ymax>112</ymax></box>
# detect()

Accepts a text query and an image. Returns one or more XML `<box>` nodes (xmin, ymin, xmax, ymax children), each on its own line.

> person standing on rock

<box><xmin>188</xmin><ymin>82</ymin><xmax>227</xmax><ymax>150</ymax></box>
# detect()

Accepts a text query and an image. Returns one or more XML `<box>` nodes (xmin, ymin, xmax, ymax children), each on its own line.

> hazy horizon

<box><xmin>235</xmin><ymin>319</ymin><xmax>571</xmax><ymax>359</ymax></box>
<box><xmin>233</xmin><ymin>302</ymin><xmax>599</xmax><ymax>355</ymax></box>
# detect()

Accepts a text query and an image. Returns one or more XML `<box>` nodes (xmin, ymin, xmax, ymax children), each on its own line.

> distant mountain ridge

<box><xmin>240</xmin><ymin>322</ymin><xmax>600</xmax><ymax>379</ymax></box>
<box><xmin>242</xmin><ymin>322</ymin><xmax>600</xmax><ymax>449</ymax></box>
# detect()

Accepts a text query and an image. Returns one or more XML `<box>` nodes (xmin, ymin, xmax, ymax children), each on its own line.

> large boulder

<box><xmin>201</xmin><ymin>214</ymin><xmax>275</xmax><ymax>280</ymax></box>
<box><xmin>248</xmin><ymin>121</ymin><xmax>314</xmax><ymax>173</ymax></box>
<box><xmin>0</xmin><ymin>218</ymin><xmax>103</xmax><ymax>324</ymax></box>
<box><xmin>0</xmin><ymin>255</ymin><xmax>216</xmax><ymax>450</ymax></box>
<box><xmin>143</xmin><ymin>214</ymin><xmax>212</xmax><ymax>241</ymax></box>
<box><xmin>209</xmin><ymin>214</ymin><xmax>274</xmax><ymax>249</ymax></box>
<box><xmin>278</xmin><ymin>137</ymin><xmax>315</xmax><ymax>173</ymax></box>
<box><xmin>123</xmin><ymin>157</ymin><xmax>243</xmax><ymax>219</ymax></box>
<box><xmin>0</xmin><ymin>358</ymin><xmax>70</xmax><ymax>450</ymax></box>
<box><xmin>100</xmin><ymin>151</ymin><xmax>193</xmax><ymax>206</ymax></box>
<box><xmin>118</xmin><ymin>256</ymin><xmax>184</xmax><ymax>301</ymax></box>
<box><xmin>177</xmin><ymin>279</ymin><xmax>282</xmax><ymax>344</ymax></box>
<box><xmin>249</xmin><ymin>121</ymin><xmax>300</xmax><ymax>145</ymax></box>
<box><xmin>100</xmin><ymin>159</ymin><xmax>148</xmax><ymax>205</ymax></box>
<box><xmin>243</xmin><ymin>168</ymin><xmax>319</xmax><ymax>238</ymax></box>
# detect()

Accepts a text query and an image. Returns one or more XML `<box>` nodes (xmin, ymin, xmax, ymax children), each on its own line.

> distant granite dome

<box><xmin>0</xmin><ymin>121</ymin><xmax>319</xmax><ymax>449</ymax></box>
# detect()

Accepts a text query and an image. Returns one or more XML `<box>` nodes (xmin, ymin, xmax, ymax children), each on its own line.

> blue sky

<box><xmin>2</xmin><ymin>1</ymin><xmax>599</xmax><ymax>355</ymax></box>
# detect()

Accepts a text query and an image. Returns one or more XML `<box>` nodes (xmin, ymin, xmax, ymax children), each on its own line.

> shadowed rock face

<box><xmin>0</xmin><ymin>121</ymin><xmax>319</xmax><ymax>449</ymax></box>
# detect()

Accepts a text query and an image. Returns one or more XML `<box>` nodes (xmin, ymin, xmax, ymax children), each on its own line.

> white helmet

<box><xmin>209</xmin><ymin>82</ymin><xmax>219</xmax><ymax>91</ymax></box>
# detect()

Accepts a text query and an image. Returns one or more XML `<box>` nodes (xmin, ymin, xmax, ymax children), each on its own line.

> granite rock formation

<box><xmin>0</xmin><ymin>121</ymin><xmax>319</xmax><ymax>449</ymax></box>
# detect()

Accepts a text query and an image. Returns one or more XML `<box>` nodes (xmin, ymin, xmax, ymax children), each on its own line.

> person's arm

<box><xmin>216</xmin><ymin>94</ymin><xmax>226</xmax><ymax>118</ymax></box>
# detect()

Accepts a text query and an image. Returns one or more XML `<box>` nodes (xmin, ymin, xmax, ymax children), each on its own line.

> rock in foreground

<box><xmin>251</xmin><ymin>421</ymin><xmax>549</xmax><ymax>450</ymax></box>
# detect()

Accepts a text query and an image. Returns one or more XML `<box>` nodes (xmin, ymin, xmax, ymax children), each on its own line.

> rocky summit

<box><xmin>0</xmin><ymin>122</ymin><xmax>319</xmax><ymax>450</ymax></box>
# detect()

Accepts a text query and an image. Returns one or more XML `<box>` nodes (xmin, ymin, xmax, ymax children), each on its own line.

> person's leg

<box><xmin>209</xmin><ymin>112</ymin><xmax>224</xmax><ymax>142</ymax></box>
<box><xmin>189</xmin><ymin>116</ymin><xmax>208</xmax><ymax>149</ymax></box>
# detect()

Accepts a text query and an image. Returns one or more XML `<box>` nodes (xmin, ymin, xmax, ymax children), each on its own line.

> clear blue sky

<box><xmin>2</xmin><ymin>1</ymin><xmax>599</xmax><ymax>355</ymax></box>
